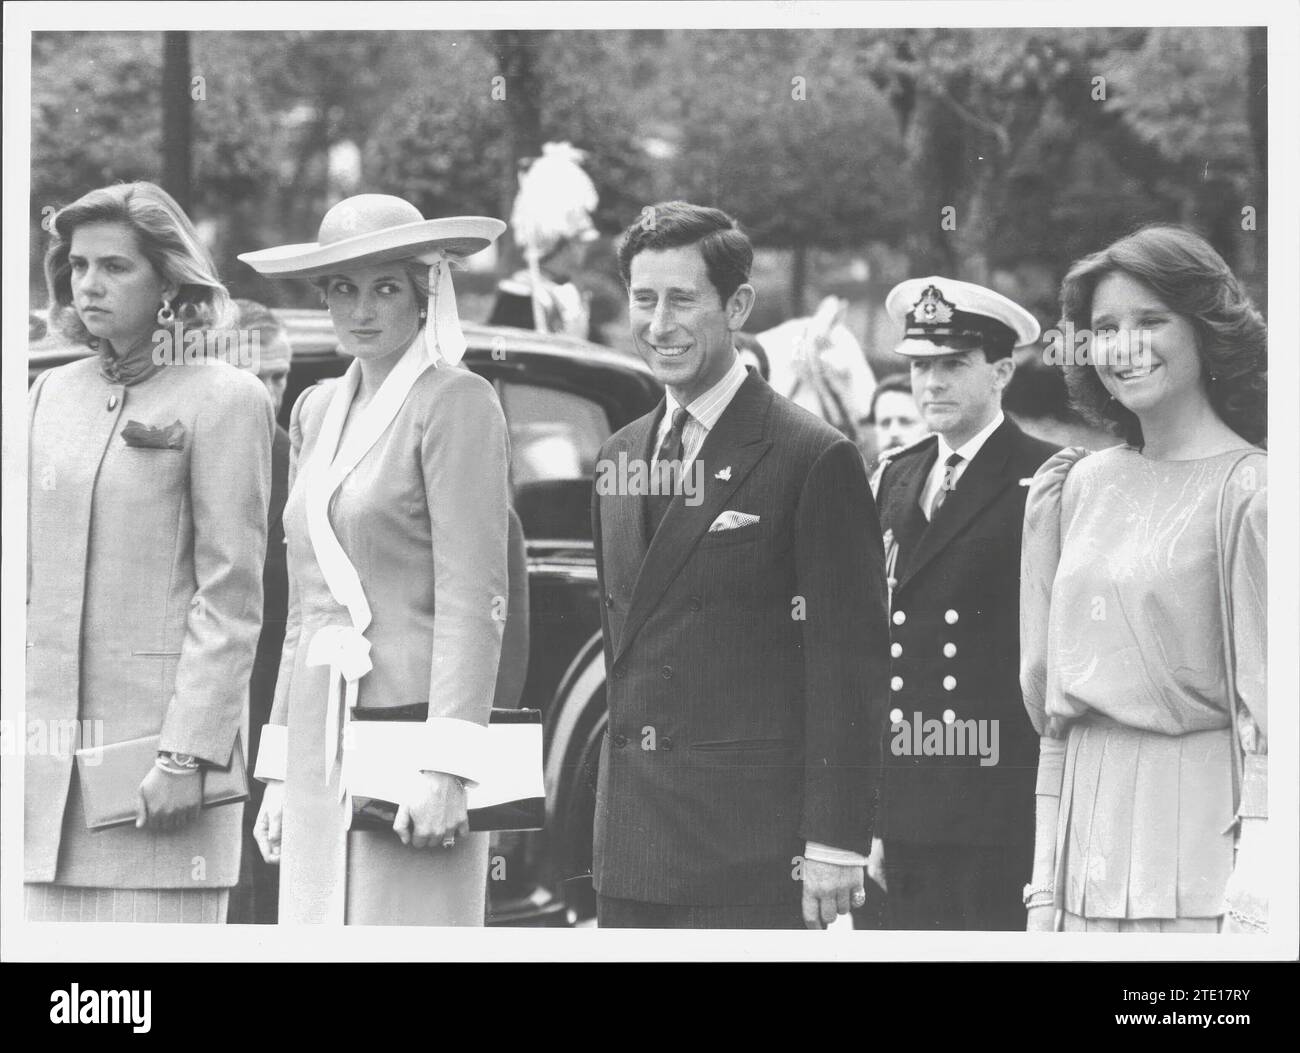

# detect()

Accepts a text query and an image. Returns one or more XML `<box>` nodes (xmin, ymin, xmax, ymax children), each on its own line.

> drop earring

<box><xmin>157</xmin><ymin>298</ymin><xmax>175</xmax><ymax>325</ymax></box>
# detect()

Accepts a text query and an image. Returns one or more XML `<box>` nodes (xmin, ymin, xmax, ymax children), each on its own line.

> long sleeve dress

<box><xmin>256</xmin><ymin>350</ymin><xmax>510</xmax><ymax>926</ymax></box>
<box><xmin>1020</xmin><ymin>445</ymin><xmax>1266</xmax><ymax>930</ymax></box>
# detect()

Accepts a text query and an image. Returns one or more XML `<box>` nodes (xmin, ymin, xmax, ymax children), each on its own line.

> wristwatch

<box><xmin>156</xmin><ymin>751</ymin><xmax>201</xmax><ymax>772</ymax></box>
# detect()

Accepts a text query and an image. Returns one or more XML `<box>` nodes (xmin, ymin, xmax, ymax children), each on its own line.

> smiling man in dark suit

<box><xmin>590</xmin><ymin>202</ymin><xmax>891</xmax><ymax>929</ymax></box>
<box><xmin>870</xmin><ymin>276</ymin><xmax>1060</xmax><ymax>931</ymax></box>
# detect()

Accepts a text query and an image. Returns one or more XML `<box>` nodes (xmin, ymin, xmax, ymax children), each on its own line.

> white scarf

<box><xmin>302</xmin><ymin>332</ymin><xmax>441</xmax><ymax>798</ymax></box>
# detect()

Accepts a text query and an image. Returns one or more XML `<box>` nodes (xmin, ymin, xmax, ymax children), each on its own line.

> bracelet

<box><xmin>1022</xmin><ymin>882</ymin><xmax>1054</xmax><ymax>908</ymax></box>
<box><xmin>155</xmin><ymin>756</ymin><xmax>202</xmax><ymax>776</ymax></box>
<box><xmin>1226</xmin><ymin>905</ymin><xmax>1268</xmax><ymax>932</ymax></box>
<box><xmin>158</xmin><ymin>750</ymin><xmax>200</xmax><ymax>768</ymax></box>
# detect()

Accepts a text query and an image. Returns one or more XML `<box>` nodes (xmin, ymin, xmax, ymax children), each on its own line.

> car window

<box><xmin>499</xmin><ymin>381</ymin><xmax>611</xmax><ymax>542</ymax></box>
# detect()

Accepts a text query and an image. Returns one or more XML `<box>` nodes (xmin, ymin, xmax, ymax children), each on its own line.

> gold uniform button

<box><xmin>890</xmin><ymin>676</ymin><xmax>904</xmax><ymax>692</ymax></box>
<box><xmin>942</xmin><ymin>708</ymin><xmax>956</xmax><ymax>725</ymax></box>
<box><xmin>944</xmin><ymin>609</ymin><xmax>959</xmax><ymax>625</ymax></box>
<box><xmin>943</xmin><ymin>642</ymin><xmax>957</xmax><ymax>658</ymax></box>
<box><xmin>890</xmin><ymin>642</ymin><xmax>903</xmax><ymax>658</ymax></box>
<box><xmin>892</xmin><ymin>610</ymin><xmax>906</xmax><ymax>626</ymax></box>
<box><xmin>943</xmin><ymin>675</ymin><xmax>957</xmax><ymax>691</ymax></box>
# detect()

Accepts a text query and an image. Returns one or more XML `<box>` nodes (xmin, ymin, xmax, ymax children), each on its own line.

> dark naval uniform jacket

<box><xmin>874</xmin><ymin>417</ymin><xmax>1059</xmax><ymax>850</ymax></box>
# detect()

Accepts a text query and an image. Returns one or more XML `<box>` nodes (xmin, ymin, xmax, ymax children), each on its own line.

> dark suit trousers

<box><xmin>598</xmin><ymin>894</ymin><xmax>804</xmax><ymax>930</ymax></box>
<box><xmin>883</xmin><ymin>840</ymin><xmax>1031</xmax><ymax>931</ymax></box>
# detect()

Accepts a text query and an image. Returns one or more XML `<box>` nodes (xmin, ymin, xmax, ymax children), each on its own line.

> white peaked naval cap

<box><xmin>885</xmin><ymin>275</ymin><xmax>1040</xmax><ymax>358</ymax></box>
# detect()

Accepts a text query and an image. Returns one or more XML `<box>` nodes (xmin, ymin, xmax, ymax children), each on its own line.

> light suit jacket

<box><xmin>257</xmin><ymin>360</ymin><xmax>510</xmax><ymax>923</ymax></box>
<box><xmin>26</xmin><ymin>356</ymin><xmax>273</xmax><ymax>887</ymax></box>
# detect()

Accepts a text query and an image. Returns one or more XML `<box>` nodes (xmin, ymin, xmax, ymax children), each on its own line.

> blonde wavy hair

<box><xmin>44</xmin><ymin>181</ymin><xmax>235</xmax><ymax>347</ymax></box>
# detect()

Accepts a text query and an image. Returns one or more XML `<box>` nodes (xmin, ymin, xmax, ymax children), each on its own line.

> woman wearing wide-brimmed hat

<box><xmin>240</xmin><ymin>195</ymin><xmax>511</xmax><ymax>925</ymax></box>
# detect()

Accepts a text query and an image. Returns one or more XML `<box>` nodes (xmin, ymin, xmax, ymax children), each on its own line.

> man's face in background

<box><xmin>255</xmin><ymin>333</ymin><xmax>292</xmax><ymax>416</ymax></box>
<box><xmin>873</xmin><ymin>388</ymin><xmax>927</xmax><ymax>452</ymax></box>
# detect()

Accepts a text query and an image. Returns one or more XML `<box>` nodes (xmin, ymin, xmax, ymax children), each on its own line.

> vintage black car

<box><xmin>29</xmin><ymin>312</ymin><xmax>662</xmax><ymax>926</ymax></box>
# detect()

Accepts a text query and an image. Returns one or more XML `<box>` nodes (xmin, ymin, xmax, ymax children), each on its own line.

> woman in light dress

<box><xmin>1021</xmin><ymin>225</ymin><xmax>1266</xmax><ymax>933</ymax></box>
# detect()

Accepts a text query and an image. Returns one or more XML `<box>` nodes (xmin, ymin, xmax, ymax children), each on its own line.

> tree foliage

<box><xmin>30</xmin><ymin>27</ymin><xmax>1264</xmax><ymax>312</ymax></box>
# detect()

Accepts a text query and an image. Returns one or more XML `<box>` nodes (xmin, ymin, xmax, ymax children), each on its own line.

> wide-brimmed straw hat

<box><xmin>238</xmin><ymin>194</ymin><xmax>505</xmax><ymax>365</ymax></box>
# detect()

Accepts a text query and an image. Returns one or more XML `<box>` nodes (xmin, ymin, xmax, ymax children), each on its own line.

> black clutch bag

<box><xmin>347</xmin><ymin>705</ymin><xmax>545</xmax><ymax>833</ymax></box>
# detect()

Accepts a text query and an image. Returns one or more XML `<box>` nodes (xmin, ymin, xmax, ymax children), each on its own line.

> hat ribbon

<box><xmin>425</xmin><ymin>253</ymin><xmax>467</xmax><ymax>366</ymax></box>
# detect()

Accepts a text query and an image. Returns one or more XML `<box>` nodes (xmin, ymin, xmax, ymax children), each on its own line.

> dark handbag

<box><xmin>76</xmin><ymin>732</ymin><xmax>249</xmax><ymax>830</ymax></box>
<box><xmin>347</xmin><ymin>705</ymin><xmax>545</xmax><ymax>833</ymax></box>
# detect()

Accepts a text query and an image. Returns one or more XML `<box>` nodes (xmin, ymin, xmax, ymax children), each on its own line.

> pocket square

<box><xmin>708</xmin><ymin>510</ymin><xmax>760</xmax><ymax>533</ymax></box>
<box><xmin>122</xmin><ymin>419</ymin><xmax>186</xmax><ymax>450</ymax></box>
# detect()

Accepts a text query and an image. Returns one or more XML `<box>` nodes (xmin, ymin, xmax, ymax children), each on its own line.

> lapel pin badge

<box><xmin>715</xmin><ymin>466</ymin><xmax>732</xmax><ymax>481</ymax></box>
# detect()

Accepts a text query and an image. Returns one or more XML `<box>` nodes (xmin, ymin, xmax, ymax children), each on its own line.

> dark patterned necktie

<box><xmin>928</xmin><ymin>452</ymin><xmax>964</xmax><ymax>520</ymax></box>
<box><xmin>644</xmin><ymin>406</ymin><xmax>690</xmax><ymax>542</ymax></box>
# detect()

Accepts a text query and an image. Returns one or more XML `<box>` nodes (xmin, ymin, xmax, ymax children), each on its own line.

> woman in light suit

<box><xmin>26</xmin><ymin>182</ymin><xmax>274</xmax><ymax>923</ymax></box>
<box><xmin>243</xmin><ymin>195</ymin><xmax>512</xmax><ymax>925</ymax></box>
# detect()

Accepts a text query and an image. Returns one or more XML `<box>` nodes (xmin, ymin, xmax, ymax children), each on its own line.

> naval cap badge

<box><xmin>914</xmin><ymin>284</ymin><xmax>955</xmax><ymax>326</ymax></box>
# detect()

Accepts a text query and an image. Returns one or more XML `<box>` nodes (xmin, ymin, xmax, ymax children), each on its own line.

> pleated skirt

<box><xmin>1061</xmin><ymin>911</ymin><xmax>1220</xmax><ymax>933</ymax></box>
<box><xmin>24</xmin><ymin>883</ymin><xmax>229</xmax><ymax>924</ymax></box>
<box><xmin>1055</xmin><ymin>714</ymin><xmax>1234</xmax><ymax>921</ymax></box>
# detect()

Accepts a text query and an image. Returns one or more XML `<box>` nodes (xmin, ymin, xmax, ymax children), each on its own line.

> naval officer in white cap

<box><xmin>864</xmin><ymin>277</ymin><xmax>1060</xmax><ymax>931</ymax></box>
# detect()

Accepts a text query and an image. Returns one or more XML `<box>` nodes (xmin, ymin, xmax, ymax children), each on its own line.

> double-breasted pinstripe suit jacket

<box><xmin>591</xmin><ymin>370</ymin><xmax>891</xmax><ymax>906</ymax></box>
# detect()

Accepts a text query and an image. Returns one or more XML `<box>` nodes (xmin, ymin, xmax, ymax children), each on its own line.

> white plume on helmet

<box><xmin>509</xmin><ymin>142</ymin><xmax>599</xmax><ymax>261</ymax></box>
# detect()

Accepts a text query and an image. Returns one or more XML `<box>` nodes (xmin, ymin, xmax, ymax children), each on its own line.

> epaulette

<box><xmin>873</xmin><ymin>434</ymin><xmax>936</xmax><ymax>494</ymax></box>
<box><xmin>877</xmin><ymin>433</ymin><xmax>936</xmax><ymax>466</ymax></box>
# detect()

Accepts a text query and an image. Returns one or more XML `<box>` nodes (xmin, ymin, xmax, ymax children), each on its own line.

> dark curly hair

<box><xmin>615</xmin><ymin>201</ymin><xmax>753</xmax><ymax>305</ymax></box>
<box><xmin>1057</xmin><ymin>224</ymin><xmax>1266</xmax><ymax>447</ymax></box>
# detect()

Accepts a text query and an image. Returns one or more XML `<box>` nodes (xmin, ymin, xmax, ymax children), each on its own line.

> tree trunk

<box><xmin>900</xmin><ymin>87</ymin><xmax>963</xmax><ymax>277</ymax></box>
<box><xmin>161</xmin><ymin>32</ymin><xmax>192</xmax><ymax>212</ymax></box>
<box><xmin>790</xmin><ymin>244</ymin><xmax>808</xmax><ymax>318</ymax></box>
<box><xmin>1244</xmin><ymin>25</ymin><xmax>1267</xmax><ymax>313</ymax></box>
<box><xmin>956</xmin><ymin>172</ymin><xmax>994</xmax><ymax>285</ymax></box>
<box><xmin>491</xmin><ymin>30</ymin><xmax>548</xmax><ymax>270</ymax></box>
